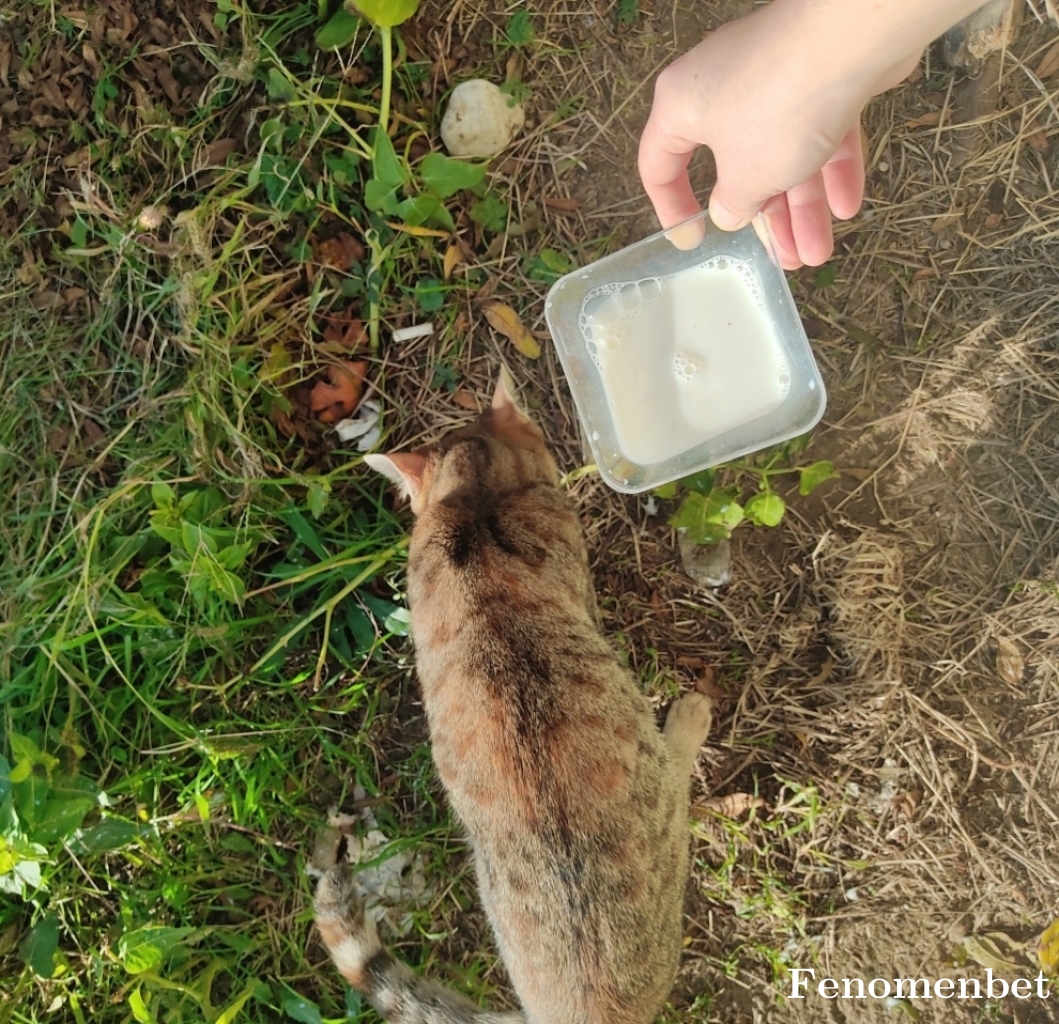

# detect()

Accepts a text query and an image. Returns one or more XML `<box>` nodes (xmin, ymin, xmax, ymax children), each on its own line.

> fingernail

<box><xmin>708</xmin><ymin>199</ymin><xmax>749</xmax><ymax>232</ymax></box>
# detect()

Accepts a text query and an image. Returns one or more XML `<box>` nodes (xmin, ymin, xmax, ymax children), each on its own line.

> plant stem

<box><xmin>378</xmin><ymin>24</ymin><xmax>393</xmax><ymax>137</ymax></box>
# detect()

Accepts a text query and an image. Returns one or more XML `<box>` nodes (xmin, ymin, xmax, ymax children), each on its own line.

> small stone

<box><xmin>440</xmin><ymin>79</ymin><xmax>524</xmax><ymax>158</ymax></box>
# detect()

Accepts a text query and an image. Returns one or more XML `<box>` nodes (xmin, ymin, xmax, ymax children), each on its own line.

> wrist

<box><xmin>775</xmin><ymin>0</ymin><xmax>989</xmax><ymax>100</ymax></box>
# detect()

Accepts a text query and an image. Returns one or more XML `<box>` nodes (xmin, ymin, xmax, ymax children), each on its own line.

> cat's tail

<box><xmin>313</xmin><ymin>865</ymin><xmax>526</xmax><ymax>1024</ymax></box>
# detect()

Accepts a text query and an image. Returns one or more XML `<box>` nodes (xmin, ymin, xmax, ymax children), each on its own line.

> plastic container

<box><xmin>544</xmin><ymin>211</ymin><xmax>826</xmax><ymax>493</ymax></box>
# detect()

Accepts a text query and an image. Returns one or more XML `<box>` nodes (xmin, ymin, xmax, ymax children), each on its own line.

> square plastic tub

<box><xmin>544</xmin><ymin>210</ymin><xmax>826</xmax><ymax>493</ymax></box>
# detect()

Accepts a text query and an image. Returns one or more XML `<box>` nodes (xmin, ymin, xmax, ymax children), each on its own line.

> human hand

<box><xmin>638</xmin><ymin>3</ymin><xmax>920</xmax><ymax>269</ymax></box>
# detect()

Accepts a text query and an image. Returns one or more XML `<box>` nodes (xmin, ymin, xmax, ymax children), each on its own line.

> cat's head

<box><xmin>364</xmin><ymin>369</ymin><xmax>560</xmax><ymax>515</ymax></box>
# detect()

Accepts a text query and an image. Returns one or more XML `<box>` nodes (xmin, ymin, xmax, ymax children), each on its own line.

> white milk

<box><xmin>581</xmin><ymin>256</ymin><xmax>790</xmax><ymax>466</ymax></box>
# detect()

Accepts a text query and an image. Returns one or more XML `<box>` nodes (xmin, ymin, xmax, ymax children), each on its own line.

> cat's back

<box><xmin>402</xmin><ymin>422</ymin><xmax>689</xmax><ymax>1024</ymax></box>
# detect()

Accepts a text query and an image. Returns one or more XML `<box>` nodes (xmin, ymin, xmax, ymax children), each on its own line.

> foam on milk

<box><xmin>579</xmin><ymin>256</ymin><xmax>790</xmax><ymax>466</ymax></box>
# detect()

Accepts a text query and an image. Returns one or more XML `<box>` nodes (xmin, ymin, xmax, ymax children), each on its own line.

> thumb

<box><xmin>708</xmin><ymin>185</ymin><xmax>759</xmax><ymax>233</ymax></box>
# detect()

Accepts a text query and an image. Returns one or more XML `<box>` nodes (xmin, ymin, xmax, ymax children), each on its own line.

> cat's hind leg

<box><xmin>314</xmin><ymin>865</ymin><xmax>525</xmax><ymax>1024</ymax></box>
<box><xmin>662</xmin><ymin>692</ymin><xmax>713</xmax><ymax>778</ymax></box>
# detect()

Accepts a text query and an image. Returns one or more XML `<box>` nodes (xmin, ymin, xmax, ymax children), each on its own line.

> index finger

<box><xmin>637</xmin><ymin>111</ymin><xmax>703</xmax><ymax>229</ymax></box>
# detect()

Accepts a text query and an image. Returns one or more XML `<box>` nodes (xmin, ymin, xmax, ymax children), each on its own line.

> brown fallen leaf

<box><xmin>443</xmin><ymin>242</ymin><xmax>462</xmax><ymax>281</ymax></box>
<box><xmin>695</xmin><ymin>793</ymin><xmax>765</xmax><ymax>819</ymax></box>
<box><xmin>906</xmin><ymin>110</ymin><xmax>943</xmax><ymax>128</ymax></box>
<box><xmin>481</xmin><ymin>301</ymin><xmax>541</xmax><ymax>359</ymax></box>
<box><xmin>197</xmin><ymin>137</ymin><xmax>238</xmax><ymax>169</ymax></box>
<box><xmin>313</xmin><ymin>232</ymin><xmax>366</xmax><ymax>271</ymax></box>
<box><xmin>1035</xmin><ymin>37</ymin><xmax>1059</xmax><ymax>79</ymax></box>
<box><xmin>995</xmin><ymin>637</ymin><xmax>1024</xmax><ymax>687</ymax></box>
<box><xmin>310</xmin><ymin>360</ymin><xmax>368</xmax><ymax>423</ymax></box>
<box><xmin>452</xmin><ymin>389</ymin><xmax>480</xmax><ymax>411</ymax></box>
<box><xmin>984</xmin><ymin>213</ymin><xmax>1004</xmax><ymax>229</ymax></box>
<box><xmin>1026</xmin><ymin>128</ymin><xmax>1050</xmax><ymax>156</ymax></box>
<box><xmin>544</xmin><ymin>196</ymin><xmax>579</xmax><ymax>213</ymax></box>
<box><xmin>321</xmin><ymin>310</ymin><xmax>367</xmax><ymax>352</ymax></box>
<box><xmin>931</xmin><ymin>211</ymin><xmax>962</xmax><ymax>234</ymax></box>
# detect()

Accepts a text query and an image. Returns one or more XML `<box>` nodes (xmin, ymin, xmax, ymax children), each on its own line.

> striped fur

<box><xmin>315</xmin><ymin>371</ymin><xmax>713</xmax><ymax>1024</ymax></box>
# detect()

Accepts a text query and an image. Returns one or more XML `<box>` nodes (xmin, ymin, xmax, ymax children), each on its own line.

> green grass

<box><xmin>0</xmin><ymin>1</ymin><xmax>482</xmax><ymax>1020</ymax></box>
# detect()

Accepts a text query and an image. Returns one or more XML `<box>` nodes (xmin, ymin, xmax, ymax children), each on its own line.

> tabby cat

<box><xmin>314</xmin><ymin>370</ymin><xmax>713</xmax><ymax>1024</ymax></box>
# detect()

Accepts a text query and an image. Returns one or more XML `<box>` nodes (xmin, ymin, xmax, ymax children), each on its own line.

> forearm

<box><xmin>775</xmin><ymin>0</ymin><xmax>993</xmax><ymax>95</ymax></box>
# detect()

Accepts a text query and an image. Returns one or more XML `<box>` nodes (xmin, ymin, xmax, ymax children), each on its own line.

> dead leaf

<box><xmin>695</xmin><ymin>793</ymin><xmax>765</xmax><ymax>819</ymax></box>
<box><xmin>1037</xmin><ymin>917</ymin><xmax>1059</xmax><ymax>976</ymax></box>
<box><xmin>482</xmin><ymin>301</ymin><xmax>540</xmax><ymax>359</ymax></box>
<box><xmin>544</xmin><ymin>196</ymin><xmax>579</xmax><ymax>213</ymax></box>
<box><xmin>984</xmin><ymin>213</ymin><xmax>1004</xmax><ymax>229</ymax></box>
<box><xmin>310</xmin><ymin>360</ymin><xmax>368</xmax><ymax>423</ymax></box>
<box><xmin>320</xmin><ymin>310</ymin><xmax>367</xmax><ymax>352</ymax></box>
<box><xmin>962</xmin><ymin>934</ymin><xmax>1022</xmax><ymax>974</ymax></box>
<box><xmin>313</xmin><ymin>232</ymin><xmax>366</xmax><ymax>271</ymax></box>
<box><xmin>197</xmin><ymin>137</ymin><xmax>238</xmax><ymax>169</ymax></box>
<box><xmin>912</xmin><ymin>267</ymin><xmax>936</xmax><ymax>282</ymax></box>
<box><xmin>452</xmin><ymin>389</ymin><xmax>480</xmax><ymax>411</ymax></box>
<box><xmin>996</xmin><ymin>637</ymin><xmax>1024</xmax><ymax>687</ymax></box>
<box><xmin>1035</xmin><ymin>37</ymin><xmax>1059</xmax><ymax>79</ymax></box>
<box><xmin>443</xmin><ymin>242</ymin><xmax>462</xmax><ymax>281</ymax></box>
<box><xmin>1026</xmin><ymin>128</ymin><xmax>1050</xmax><ymax>155</ymax></box>
<box><xmin>931</xmin><ymin>211</ymin><xmax>962</xmax><ymax>234</ymax></box>
<box><xmin>906</xmin><ymin>110</ymin><xmax>943</xmax><ymax>128</ymax></box>
<box><xmin>892</xmin><ymin>788</ymin><xmax>923</xmax><ymax>820</ymax></box>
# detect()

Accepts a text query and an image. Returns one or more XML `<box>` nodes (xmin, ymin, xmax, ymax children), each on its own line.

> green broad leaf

<box><xmin>798</xmin><ymin>459</ymin><xmax>839</xmax><ymax>496</ymax></box>
<box><xmin>129</xmin><ymin>986</ymin><xmax>156</xmax><ymax>1024</ymax></box>
<box><xmin>397</xmin><ymin>193</ymin><xmax>454</xmax><ymax>231</ymax></box>
<box><xmin>744</xmin><ymin>491</ymin><xmax>786</xmax><ymax>527</ymax></box>
<box><xmin>203</xmin><ymin>561</ymin><xmax>246</xmax><ymax>605</ymax></box>
<box><xmin>363</xmin><ymin>178</ymin><xmax>399</xmax><ymax>213</ymax></box>
<box><xmin>505</xmin><ymin>9</ymin><xmax>534</xmax><ymax>46</ymax></box>
<box><xmin>669</xmin><ymin>491</ymin><xmax>744</xmax><ymax>544</ymax></box>
<box><xmin>652</xmin><ymin>481</ymin><xmax>678</xmax><ymax>500</ymax></box>
<box><xmin>343</xmin><ymin>605</ymin><xmax>375</xmax><ymax>653</ymax></box>
<box><xmin>19</xmin><ymin>914</ymin><xmax>59</xmax><ymax>979</ymax></box>
<box><xmin>9</xmin><ymin>734</ymin><xmax>41</xmax><ymax>767</ymax></box>
<box><xmin>306</xmin><ymin>478</ymin><xmax>329</xmax><ymax>520</ymax></box>
<box><xmin>814</xmin><ymin>264</ymin><xmax>837</xmax><ymax>288</ymax></box>
<box><xmin>418</xmin><ymin>152</ymin><xmax>486</xmax><ymax>198</ymax></box>
<box><xmin>29</xmin><ymin>796</ymin><xmax>95</xmax><ymax>845</ymax></box>
<box><xmin>469</xmin><ymin>193</ymin><xmax>508</xmax><ymax>233</ymax></box>
<box><xmin>281</xmin><ymin>984</ymin><xmax>324</xmax><ymax>1024</ymax></box>
<box><xmin>412</xmin><ymin>275</ymin><xmax>445</xmax><ymax>313</ymax></box>
<box><xmin>266</xmin><ymin>67</ymin><xmax>296</xmax><ymax>102</ymax></box>
<box><xmin>214</xmin><ymin>978</ymin><xmax>267</xmax><ymax>1024</ymax></box>
<box><xmin>151</xmin><ymin>482</ymin><xmax>176</xmax><ymax>508</ymax></box>
<box><xmin>14</xmin><ymin>771</ymin><xmax>49</xmax><ymax>830</ymax></box>
<box><xmin>216</xmin><ymin>541</ymin><xmax>255</xmax><ymax>571</ymax></box>
<box><xmin>371</xmin><ymin>127</ymin><xmax>408</xmax><ymax>189</ymax></box>
<box><xmin>351</xmin><ymin>0</ymin><xmax>420</xmax><ymax>30</ymax></box>
<box><xmin>119</xmin><ymin>926</ymin><xmax>196</xmax><ymax>975</ymax></box>
<box><xmin>524</xmin><ymin>248</ymin><xmax>575</xmax><ymax>284</ymax></box>
<box><xmin>8</xmin><ymin>759</ymin><xmax>32</xmax><ymax>784</ymax></box>
<box><xmin>182</xmin><ymin>521</ymin><xmax>217</xmax><ymax>555</ymax></box>
<box><xmin>260</xmin><ymin>117</ymin><xmax>286</xmax><ymax>154</ymax></box>
<box><xmin>680</xmin><ymin>468</ymin><xmax>716</xmax><ymax>494</ymax></box>
<box><xmin>70</xmin><ymin>818</ymin><xmax>145</xmax><ymax>855</ymax></box>
<box><xmin>315</xmin><ymin>7</ymin><xmax>361</xmax><ymax>49</ymax></box>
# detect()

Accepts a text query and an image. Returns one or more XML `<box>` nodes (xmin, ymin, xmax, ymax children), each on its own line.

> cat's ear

<box><xmin>363</xmin><ymin>452</ymin><xmax>428</xmax><ymax>503</ymax></box>
<box><xmin>491</xmin><ymin>366</ymin><xmax>530</xmax><ymax>424</ymax></box>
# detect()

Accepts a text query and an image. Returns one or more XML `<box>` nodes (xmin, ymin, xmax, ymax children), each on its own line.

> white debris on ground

<box><xmin>309</xmin><ymin>786</ymin><xmax>435</xmax><ymax>936</ymax></box>
<box><xmin>334</xmin><ymin>398</ymin><xmax>382</xmax><ymax>452</ymax></box>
